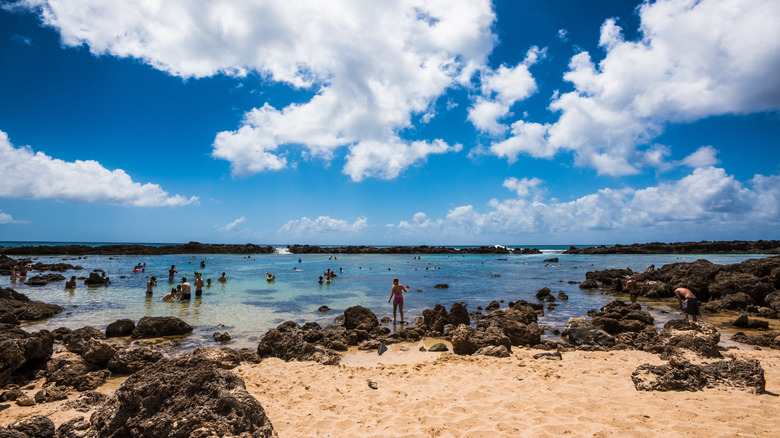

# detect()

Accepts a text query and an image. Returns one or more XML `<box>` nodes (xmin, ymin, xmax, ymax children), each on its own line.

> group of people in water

<box><xmin>9</xmin><ymin>263</ymin><xmax>30</xmax><ymax>280</ymax></box>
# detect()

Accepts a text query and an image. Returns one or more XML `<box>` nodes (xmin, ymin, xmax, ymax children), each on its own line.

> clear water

<box><xmin>4</xmin><ymin>251</ymin><xmax>770</xmax><ymax>350</ymax></box>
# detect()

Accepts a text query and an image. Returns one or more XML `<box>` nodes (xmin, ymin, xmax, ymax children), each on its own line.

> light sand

<box><xmin>3</xmin><ymin>342</ymin><xmax>780</xmax><ymax>437</ymax></box>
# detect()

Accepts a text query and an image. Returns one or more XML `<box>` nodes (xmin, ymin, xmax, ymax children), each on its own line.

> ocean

<box><xmin>2</xmin><ymin>243</ymin><xmax>770</xmax><ymax>350</ymax></box>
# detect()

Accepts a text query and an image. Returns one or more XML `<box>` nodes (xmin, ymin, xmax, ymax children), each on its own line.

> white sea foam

<box><xmin>274</xmin><ymin>247</ymin><xmax>291</xmax><ymax>255</ymax></box>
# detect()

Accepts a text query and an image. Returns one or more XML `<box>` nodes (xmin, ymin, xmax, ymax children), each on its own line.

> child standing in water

<box><xmin>388</xmin><ymin>277</ymin><xmax>410</xmax><ymax>324</ymax></box>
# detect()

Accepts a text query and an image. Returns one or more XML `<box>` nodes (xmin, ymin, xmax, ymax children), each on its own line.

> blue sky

<box><xmin>0</xmin><ymin>0</ymin><xmax>778</xmax><ymax>246</ymax></box>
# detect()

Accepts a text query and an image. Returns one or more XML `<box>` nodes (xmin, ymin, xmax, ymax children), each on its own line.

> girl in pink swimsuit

<box><xmin>388</xmin><ymin>278</ymin><xmax>410</xmax><ymax>324</ymax></box>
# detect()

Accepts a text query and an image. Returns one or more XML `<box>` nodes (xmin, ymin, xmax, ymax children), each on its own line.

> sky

<box><xmin>0</xmin><ymin>0</ymin><xmax>778</xmax><ymax>246</ymax></box>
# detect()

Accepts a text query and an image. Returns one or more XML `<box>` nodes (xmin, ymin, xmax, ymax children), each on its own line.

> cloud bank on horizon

<box><xmin>1</xmin><ymin>0</ymin><xmax>779</xmax><ymax>243</ymax></box>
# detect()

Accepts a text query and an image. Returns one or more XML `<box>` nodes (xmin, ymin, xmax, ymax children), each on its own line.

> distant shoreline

<box><xmin>0</xmin><ymin>239</ymin><xmax>778</xmax><ymax>256</ymax></box>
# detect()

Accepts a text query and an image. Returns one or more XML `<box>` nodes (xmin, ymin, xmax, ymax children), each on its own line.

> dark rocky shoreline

<box><xmin>563</xmin><ymin>240</ymin><xmax>780</xmax><ymax>254</ymax></box>
<box><xmin>0</xmin><ymin>242</ymin><xmax>541</xmax><ymax>256</ymax></box>
<box><xmin>2</xmin><ymin>239</ymin><xmax>779</xmax><ymax>256</ymax></box>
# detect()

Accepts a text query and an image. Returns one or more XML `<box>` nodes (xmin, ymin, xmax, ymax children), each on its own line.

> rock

<box><xmin>45</xmin><ymin>357</ymin><xmax>110</xmax><ymax>391</ymax></box>
<box><xmin>64</xmin><ymin>326</ymin><xmax>105</xmax><ymax>355</ymax></box>
<box><xmin>485</xmin><ymin>300</ymin><xmax>501</xmax><ymax>312</ymax></box>
<box><xmin>0</xmin><ymin>287</ymin><xmax>64</xmax><ymax>321</ymax></box>
<box><xmin>276</xmin><ymin>320</ymin><xmax>299</xmax><ymax>332</ymax></box>
<box><xmin>543</xmin><ymin>257</ymin><xmax>559</xmax><ymax>263</ymax></box>
<box><xmin>83</xmin><ymin>272</ymin><xmax>107</xmax><ymax>286</ymax></box>
<box><xmin>300</xmin><ymin>322</ymin><xmax>321</xmax><ymax>332</ymax></box>
<box><xmin>556</xmin><ymin>292</ymin><xmax>569</xmax><ymax>301</ymax></box>
<box><xmin>87</xmin><ymin>356</ymin><xmax>277</xmax><ymax>438</ymax></box>
<box><xmin>55</xmin><ymin>416</ymin><xmax>91</xmax><ymax>438</ymax></box>
<box><xmin>565</xmin><ymin>326</ymin><xmax>615</xmax><ymax>347</ymax></box>
<box><xmin>422</xmin><ymin>304</ymin><xmax>450</xmax><ymax>333</ymax></box>
<box><xmin>579</xmin><ymin>279</ymin><xmax>599</xmax><ymax>289</ymax></box>
<box><xmin>7</xmin><ymin>415</ymin><xmax>55</xmax><ymax>438</ymax></box>
<box><xmin>15</xmin><ymin>396</ymin><xmax>35</xmax><ymax>406</ymax></box>
<box><xmin>257</xmin><ymin>329</ymin><xmax>340</xmax><ymax>365</ymax></box>
<box><xmin>377</xmin><ymin>343</ymin><xmax>388</xmax><ymax>355</ymax></box>
<box><xmin>732</xmin><ymin>331</ymin><xmax>780</xmax><ymax>349</ymax></box>
<box><xmin>358</xmin><ymin>339</ymin><xmax>380</xmax><ymax>351</ymax></box>
<box><xmin>647</xmin><ymin>319</ymin><xmax>722</xmax><ymax>359</ymax></box>
<box><xmin>449</xmin><ymin>302</ymin><xmax>470</xmax><ymax>326</ymax></box>
<box><xmin>632</xmin><ymin>358</ymin><xmax>765</xmax><ymax>394</ymax></box>
<box><xmin>428</xmin><ymin>343</ymin><xmax>449</xmax><ymax>352</ymax></box>
<box><xmin>237</xmin><ymin>348</ymin><xmax>262</xmax><ymax>364</ymax></box>
<box><xmin>317</xmin><ymin>305</ymin><xmax>331</xmax><ymax>313</ymax></box>
<box><xmin>733</xmin><ymin>314</ymin><xmax>769</xmax><ymax>330</ymax></box>
<box><xmin>24</xmin><ymin>274</ymin><xmax>66</xmax><ymax>286</ymax></box>
<box><xmin>193</xmin><ymin>346</ymin><xmax>242</xmax><ymax>369</ymax></box>
<box><xmin>131</xmin><ymin>316</ymin><xmax>193</xmax><ymax>339</ymax></box>
<box><xmin>379</xmin><ymin>316</ymin><xmax>392</xmax><ymax>324</ymax></box>
<box><xmin>535</xmin><ymin>288</ymin><xmax>552</xmax><ymax>300</ymax></box>
<box><xmin>33</xmin><ymin>386</ymin><xmax>70</xmax><ymax>404</ymax></box>
<box><xmin>343</xmin><ymin>306</ymin><xmax>378</xmax><ymax>331</ymax></box>
<box><xmin>1</xmin><ymin>386</ymin><xmax>24</xmax><ymax>402</ymax></box>
<box><xmin>475</xmin><ymin>345</ymin><xmax>510</xmax><ymax>357</ymax></box>
<box><xmin>81</xmin><ymin>338</ymin><xmax>120</xmax><ymax>367</ymax></box>
<box><xmin>213</xmin><ymin>332</ymin><xmax>232</xmax><ymax>342</ymax></box>
<box><xmin>107</xmin><ymin>347</ymin><xmax>164</xmax><ymax>374</ymax></box>
<box><xmin>63</xmin><ymin>391</ymin><xmax>108</xmax><ymax>412</ymax></box>
<box><xmin>0</xmin><ymin>426</ymin><xmax>28</xmax><ymax>438</ymax></box>
<box><xmin>434</xmin><ymin>284</ymin><xmax>449</xmax><ymax>288</ymax></box>
<box><xmin>105</xmin><ymin>319</ymin><xmax>135</xmax><ymax>338</ymax></box>
<box><xmin>0</xmin><ymin>328</ymin><xmax>54</xmax><ymax>388</ymax></box>
<box><xmin>533</xmin><ymin>351</ymin><xmax>563</xmax><ymax>360</ymax></box>
<box><xmin>451</xmin><ymin>325</ymin><xmax>478</xmax><ymax>355</ymax></box>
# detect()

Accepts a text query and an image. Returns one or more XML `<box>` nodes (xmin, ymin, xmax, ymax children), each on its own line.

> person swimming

<box><xmin>218</xmin><ymin>272</ymin><xmax>228</xmax><ymax>283</ymax></box>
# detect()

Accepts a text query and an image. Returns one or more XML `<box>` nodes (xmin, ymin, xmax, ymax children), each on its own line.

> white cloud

<box><xmin>389</xmin><ymin>167</ymin><xmax>780</xmax><ymax>239</ymax></box>
<box><xmin>557</xmin><ymin>29</ymin><xmax>568</xmax><ymax>42</ymax></box>
<box><xmin>502</xmin><ymin>177</ymin><xmax>542</xmax><ymax>198</ymax></box>
<box><xmin>682</xmin><ymin>145</ymin><xmax>720</xmax><ymax>168</ymax></box>
<box><xmin>21</xmin><ymin>0</ymin><xmax>497</xmax><ymax>180</ymax></box>
<box><xmin>279</xmin><ymin>215</ymin><xmax>368</xmax><ymax>236</ymax></box>
<box><xmin>489</xmin><ymin>0</ymin><xmax>780</xmax><ymax>175</ymax></box>
<box><xmin>343</xmin><ymin>139</ymin><xmax>461</xmax><ymax>181</ymax></box>
<box><xmin>0</xmin><ymin>130</ymin><xmax>197</xmax><ymax>207</ymax></box>
<box><xmin>468</xmin><ymin>46</ymin><xmax>542</xmax><ymax>135</ymax></box>
<box><xmin>218</xmin><ymin>216</ymin><xmax>246</xmax><ymax>232</ymax></box>
<box><xmin>0</xmin><ymin>211</ymin><xmax>16</xmax><ymax>225</ymax></box>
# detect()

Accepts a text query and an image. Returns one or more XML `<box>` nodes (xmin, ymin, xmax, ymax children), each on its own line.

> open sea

<box><xmin>1</xmin><ymin>242</ymin><xmax>772</xmax><ymax>350</ymax></box>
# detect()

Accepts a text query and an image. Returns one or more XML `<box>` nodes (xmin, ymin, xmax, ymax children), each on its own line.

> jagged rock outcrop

<box><xmin>131</xmin><ymin>316</ymin><xmax>193</xmax><ymax>339</ymax></box>
<box><xmin>632</xmin><ymin>357</ymin><xmax>765</xmax><ymax>394</ymax></box>
<box><xmin>87</xmin><ymin>356</ymin><xmax>277</xmax><ymax>437</ymax></box>
<box><xmin>256</xmin><ymin>329</ymin><xmax>340</xmax><ymax>365</ymax></box>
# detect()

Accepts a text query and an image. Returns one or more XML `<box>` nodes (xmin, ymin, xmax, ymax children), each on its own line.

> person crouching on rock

<box><xmin>674</xmin><ymin>287</ymin><xmax>699</xmax><ymax>322</ymax></box>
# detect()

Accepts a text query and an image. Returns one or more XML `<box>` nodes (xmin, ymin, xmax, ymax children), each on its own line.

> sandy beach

<box><xmin>3</xmin><ymin>340</ymin><xmax>779</xmax><ymax>437</ymax></box>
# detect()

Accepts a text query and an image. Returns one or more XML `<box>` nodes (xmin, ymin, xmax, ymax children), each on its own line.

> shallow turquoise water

<box><xmin>4</xmin><ymin>251</ymin><xmax>768</xmax><ymax>350</ymax></box>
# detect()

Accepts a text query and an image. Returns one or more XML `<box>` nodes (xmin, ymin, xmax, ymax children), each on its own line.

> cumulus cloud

<box><xmin>218</xmin><ymin>216</ymin><xmax>246</xmax><ymax>232</ymax></box>
<box><xmin>489</xmin><ymin>0</ymin><xmax>780</xmax><ymax>175</ymax></box>
<box><xmin>468</xmin><ymin>46</ymin><xmax>542</xmax><ymax>135</ymax></box>
<box><xmin>0</xmin><ymin>131</ymin><xmax>197</xmax><ymax>206</ymax></box>
<box><xmin>279</xmin><ymin>215</ymin><xmax>368</xmax><ymax>236</ymax></box>
<box><xmin>682</xmin><ymin>145</ymin><xmax>719</xmax><ymax>168</ymax></box>
<box><xmin>20</xmin><ymin>0</ymin><xmax>497</xmax><ymax>180</ymax></box>
<box><xmin>389</xmin><ymin>167</ymin><xmax>780</xmax><ymax>239</ymax></box>
<box><xmin>0</xmin><ymin>211</ymin><xmax>17</xmax><ymax>225</ymax></box>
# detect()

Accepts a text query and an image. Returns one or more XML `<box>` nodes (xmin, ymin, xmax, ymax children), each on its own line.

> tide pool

<box><xmin>4</xmin><ymin>251</ymin><xmax>769</xmax><ymax>350</ymax></box>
